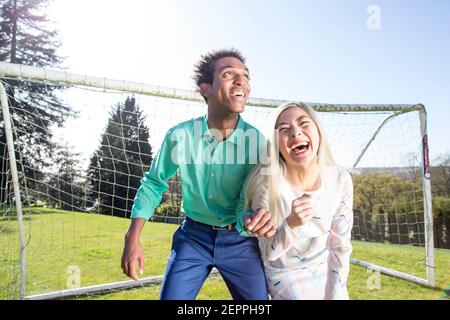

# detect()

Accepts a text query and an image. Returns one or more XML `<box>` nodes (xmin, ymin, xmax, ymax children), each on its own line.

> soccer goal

<box><xmin>0</xmin><ymin>62</ymin><xmax>435</xmax><ymax>300</ymax></box>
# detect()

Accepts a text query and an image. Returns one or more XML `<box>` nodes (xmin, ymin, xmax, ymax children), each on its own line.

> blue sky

<box><xmin>48</xmin><ymin>0</ymin><xmax>450</xmax><ymax>162</ymax></box>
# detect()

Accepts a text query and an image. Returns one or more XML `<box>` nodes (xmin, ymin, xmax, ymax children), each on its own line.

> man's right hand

<box><xmin>121</xmin><ymin>218</ymin><xmax>146</xmax><ymax>281</ymax></box>
<box><xmin>121</xmin><ymin>238</ymin><xmax>144</xmax><ymax>281</ymax></box>
<box><xmin>242</xmin><ymin>208</ymin><xmax>276</xmax><ymax>237</ymax></box>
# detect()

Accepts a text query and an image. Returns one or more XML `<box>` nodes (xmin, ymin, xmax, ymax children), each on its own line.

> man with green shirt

<box><xmin>121</xmin><ymin>48</ymin><xmax>269</xmax><ymax>300</ymax></box>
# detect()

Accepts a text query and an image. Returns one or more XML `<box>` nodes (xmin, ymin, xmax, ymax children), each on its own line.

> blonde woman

<box><xmin>236</xmin><ymin>102</ymin><xmax>353</xmax><ymax>300</ymax></box>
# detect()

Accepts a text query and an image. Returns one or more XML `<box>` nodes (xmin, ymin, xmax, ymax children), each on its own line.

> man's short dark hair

<box><xmin>193</xmin><ymin>48</ymin><xmax>246</xmax><ymax>101</ymax></box>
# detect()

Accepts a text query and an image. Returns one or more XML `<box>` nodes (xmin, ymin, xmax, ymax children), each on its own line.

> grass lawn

<box><xmin>1</xmin><ymin>208</ymin><xmax>449</xmax><ymax>300</ymax></box>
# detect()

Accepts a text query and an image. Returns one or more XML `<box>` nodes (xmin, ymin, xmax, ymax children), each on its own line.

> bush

<box><xmin>432</xmin><ymin>196</ymin><xmax>450</xmax><ymax>219</ymax></box>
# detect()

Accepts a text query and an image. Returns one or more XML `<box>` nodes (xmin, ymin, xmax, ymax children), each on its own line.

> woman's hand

<box><xmin>287</xmin><ymin>194</ymin><xmax>313</xmax><ymax>229</ymax></box>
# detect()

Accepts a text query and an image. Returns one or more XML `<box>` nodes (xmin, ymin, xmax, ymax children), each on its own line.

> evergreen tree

<box><xmin>0</xmin><ymin>0</ymin><xmax>75</xmax><ymax>205</ymax></box>
<box><xmin>88</xmin><ymin>97</ymin><xmax>153</xmax><ymax>218</ymax></box>
<box><xmin>47</xmin><ymin>144</ymin><xmax>86</xmax><ymax>211</ymax></box>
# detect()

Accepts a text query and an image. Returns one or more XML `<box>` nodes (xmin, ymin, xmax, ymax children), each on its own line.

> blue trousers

<box><xmin>160</xmin><ymin>218</ymin><xmax>269</xmax><ymax>300</ymax></box>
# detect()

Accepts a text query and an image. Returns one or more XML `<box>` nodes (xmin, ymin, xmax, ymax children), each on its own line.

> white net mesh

<box><xmin>0</xmin><ymin>71</ymin><xmax>431</xmax><ymax>299</ymax></box>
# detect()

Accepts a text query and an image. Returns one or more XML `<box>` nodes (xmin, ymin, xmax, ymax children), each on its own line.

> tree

<box><xmin>157</xmin><ymin>172</ymin><xmax>183</xmax><ymax>218</ymax></box>
<box><xmin>0</xmin><ymin>0</ymin><xmax>75</xmax><ymax>205</ymax></box>
<box><xmin>353</xmin><ymin>172</ymin><xmax>423</xmax><ymax>243</ymax></box>
<box><xmin>432</xmin><ymin>195</ymin><xmax>450</xmax><ymax>249</ymax></box>
<box><xmin>431</xmin><ymin>152</ymin><xmax>450</xmax><ymax>197</ymax></box>
<box><xmin>46</xmin><ymin>143</ymin><xmax>86</xmax><ymax>211</ymax></box>
<box><xmin>88</xmin><ymin>97</ymin><xmax>153</xmax><ymax>218</ymax></box>
<box><xmin>353</xmin><ymin>172</ymin><xmax>422</xmax><ymax>216</ymax></box>
<box><xmin>402</xmin><ymin>152</ymin><xmax>421</xmax><ymax>181</ymax></box>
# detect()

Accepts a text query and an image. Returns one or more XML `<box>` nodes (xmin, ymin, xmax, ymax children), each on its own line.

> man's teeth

<box><xmin>232</xmin><ymin>91</ymin><xmax>244</xmax><ymax>97</ymax></box>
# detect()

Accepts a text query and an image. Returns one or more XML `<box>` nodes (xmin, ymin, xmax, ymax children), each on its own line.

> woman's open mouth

<box><xmin>291</xmin><ymin>141</ymin><xmax>310</xmax><ymax>156</ymax></box>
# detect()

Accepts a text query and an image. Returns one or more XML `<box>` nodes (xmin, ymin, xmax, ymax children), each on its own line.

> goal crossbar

<box><xmin>0</xmin><ymin>62</ymin><xmax>423</xmax><ymax>112</ymax></box>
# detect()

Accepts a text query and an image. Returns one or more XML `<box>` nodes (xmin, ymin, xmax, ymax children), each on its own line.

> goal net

<box><xmin>0</xmin><ymin>62</ymin><xmax>434</xmax><ymax>300</ymax></box>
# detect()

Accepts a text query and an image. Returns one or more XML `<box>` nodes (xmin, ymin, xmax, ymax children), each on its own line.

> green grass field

<box><xmin>1</xmin><ymin>208</ymin><xmax>449</xmax><ymax>300</ymax></box>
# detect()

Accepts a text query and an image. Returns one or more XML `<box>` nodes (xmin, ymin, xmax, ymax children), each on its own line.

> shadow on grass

<box><xmin>0</xmin><ymin>225</ymin><xmax>16</xmax><ymax>234</ymax></box>
<box><xmin>0</xmin><ymin>216</ymin><xmax>32</xmax><ymax>222</ymax></box>
<box><xmin>0</xmin><ymin>207</ymin><xmax>87</xmax><ymax>222</ymax></box>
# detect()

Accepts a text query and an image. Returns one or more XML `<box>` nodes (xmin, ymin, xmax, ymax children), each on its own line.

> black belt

<box><xmin>186</xmin><ymin>216</ymin><xmax>236</xmax><ymax>231</ymax></box>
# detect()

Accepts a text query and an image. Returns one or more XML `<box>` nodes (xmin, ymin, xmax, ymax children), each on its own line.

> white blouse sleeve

<box><xmin>324</xmin><ymin>169</ymin><xmax>354</xmax><ymax>300</ymax></box>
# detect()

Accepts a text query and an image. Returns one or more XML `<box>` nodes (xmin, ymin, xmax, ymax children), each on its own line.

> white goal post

<box><xmin>0</xmin><ymin>62</ymin><xmax>435</xmax><ymax>300</ymax></box>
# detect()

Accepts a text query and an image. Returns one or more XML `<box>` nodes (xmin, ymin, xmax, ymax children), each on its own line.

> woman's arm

<box><xmin>324</xmin><ymin>169</ymin><xmax>354</xmax><ymax>300</ymax></box>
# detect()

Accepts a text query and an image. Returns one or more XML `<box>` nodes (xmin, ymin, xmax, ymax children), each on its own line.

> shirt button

<box><xmin>209</xmin><ymin>196</ymin><xmax>213</xmax><ymax>199</ymax></box>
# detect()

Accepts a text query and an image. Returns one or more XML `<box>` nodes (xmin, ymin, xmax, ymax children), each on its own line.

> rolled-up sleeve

<box><xmin>235</xmin><ymin>186</ymin><xmax>253</xmax><ymax>237</ymax></box>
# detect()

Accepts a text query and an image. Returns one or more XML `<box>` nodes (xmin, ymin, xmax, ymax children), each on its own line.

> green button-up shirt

<box><xmin>131</xmin><ymin>114</ymin><xmax>266</xmax><ymax>227</ymax></box>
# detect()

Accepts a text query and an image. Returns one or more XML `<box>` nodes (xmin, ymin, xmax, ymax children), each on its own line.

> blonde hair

<box><xmin>245</xmin><ymin>102</ymin><xmax>336</xmax><ymax>227</ymax></box>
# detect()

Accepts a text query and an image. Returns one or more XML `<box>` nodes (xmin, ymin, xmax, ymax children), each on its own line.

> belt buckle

<box><xmin>212</xmin><ymin>225</ymin><xmax>232</xmax><ymax>231</ymax></box>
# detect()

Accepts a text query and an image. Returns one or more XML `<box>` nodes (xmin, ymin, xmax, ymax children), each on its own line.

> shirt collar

<box><xmin>202</xmin><ymin>114</ymin><xmax>245</xmax><ymax>145</ymax></box>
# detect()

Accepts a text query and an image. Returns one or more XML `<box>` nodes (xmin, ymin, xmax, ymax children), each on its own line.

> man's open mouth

<box><xmin>230</xmin><ymin>90</ymin><xmax>246</xmax><ymax>98</ymax></box>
